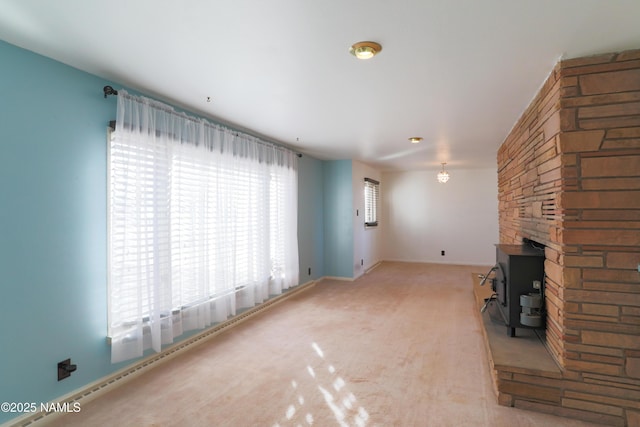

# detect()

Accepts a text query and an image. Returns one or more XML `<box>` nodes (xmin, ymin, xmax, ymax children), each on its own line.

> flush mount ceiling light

<box><xmin>408</xmin><ymin>137</ymin><xmax>423</xmax><ymax>144</ymax></box>
<box><xmin>437</xmin><ymin>163</ymin><xmax>450</xmax><ymax>184</ymax></box>
<box><xmin>350</xmin><ymin>41</ymin><xmax>382</xmax><ymax>60</ymax></box>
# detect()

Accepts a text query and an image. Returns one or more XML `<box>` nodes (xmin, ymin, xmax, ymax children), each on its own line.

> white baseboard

<box><xmin>320</xmin><ymin>275</ymin><xmax>355</xmax><ymax>282</ymax></box>
<box><xmin>383</xmin><ymin>258</ymin><xmax>493</xmax><ymax>267</ymax></box>
<box><xmin>317</xmin><ymin>261</ymin><xmax>386</xmax><ymax>282</ymax></box>
<box><xmin>365</xmin><ymin>261</ymin><xmax>382</xmax><ymax>274</ymax></box>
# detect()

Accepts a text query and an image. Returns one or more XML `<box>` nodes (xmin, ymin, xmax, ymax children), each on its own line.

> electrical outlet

<box><xmin>441</xmin><ymin>250</ymin><xmax>445</xmax><ymax>256</ymax></box>
<box><xmin>308</xmin><ymin>267</ymin><xmax>311</xmax><ymax>276</ymax></box>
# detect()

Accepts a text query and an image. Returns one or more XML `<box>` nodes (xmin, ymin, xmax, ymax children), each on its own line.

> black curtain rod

<box><xmin>103</xmin><ymin>86</ymin><xmax>302</xmax><ymax>158</ymax></box>
<box><xmin>103</xmin><ymin>86</ymin><xmax>118</xmax><ymax>98</ymax></box>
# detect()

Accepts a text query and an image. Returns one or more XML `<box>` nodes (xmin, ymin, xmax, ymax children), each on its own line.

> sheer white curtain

<box><xmin>109</xmin><ymin>90</ymin><xmax>298</xmax><ymax>363</ymax></box>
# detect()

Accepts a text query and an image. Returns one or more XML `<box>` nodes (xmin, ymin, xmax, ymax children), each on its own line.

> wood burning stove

<box><xmin>481</xmin><ymin>242</ymin><xmax>545</xmax><ymax>337</ymax></box>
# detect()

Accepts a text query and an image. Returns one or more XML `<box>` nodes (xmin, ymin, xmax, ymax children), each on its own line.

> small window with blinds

<box><xmin>364</xmin><ymin>178</ymin><xmax>379</xmax><ymax>227</ymax></box>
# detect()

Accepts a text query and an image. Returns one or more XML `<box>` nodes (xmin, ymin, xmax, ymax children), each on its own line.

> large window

<box><xmin>364</xmin><ymin>178</ymin><xmax>380</xmax><ymax>227</ymax></box>
<box><xmin>108</xmin><ymin>90</ymin><xmax>299</xmax><ymax>363</ymax></box>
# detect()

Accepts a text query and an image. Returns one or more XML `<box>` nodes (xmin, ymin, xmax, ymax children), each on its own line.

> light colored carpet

<box><xmin>45</xmin><ymin>262</ymin><xmax>602</xmax><ymax>427</ymax></box>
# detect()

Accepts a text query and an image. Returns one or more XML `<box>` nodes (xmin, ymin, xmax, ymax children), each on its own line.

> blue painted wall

<box><xmin>298</xmin><ymin>155</ymin><xmax>325</xmax><ymax>281</ymax></box>
<box><xmin>0</xmin><ymin>40</ymin><xmax>116</xmax><ymax>424</ymax></box>
<box><xmin>0</xmin><ymin>40</ymin><xmax>330</xmax><ymax>424</ymax></box>
<box><xmin>322</xmin><ymin>160</ymin><xmax>354</xmax><ymax>278</ymax></box>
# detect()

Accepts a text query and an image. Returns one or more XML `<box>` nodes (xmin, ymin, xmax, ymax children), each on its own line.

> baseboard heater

<box><xmin>6</xmin><ymin>280</ymin><xmax>317</xmax><ymax>427</ymax></box>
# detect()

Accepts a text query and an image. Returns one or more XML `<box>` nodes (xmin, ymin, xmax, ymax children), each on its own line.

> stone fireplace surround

<box><xmin>495</xmin><ymin>48</ymin><xmax>640</xmax><ymax>426</ymax></box>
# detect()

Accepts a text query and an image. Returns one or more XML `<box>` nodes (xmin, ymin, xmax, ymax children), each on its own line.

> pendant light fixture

<box><xmin>437</xmin><ymin>163</ymin><xmax>450</xmax><ymax>183</ymax></box>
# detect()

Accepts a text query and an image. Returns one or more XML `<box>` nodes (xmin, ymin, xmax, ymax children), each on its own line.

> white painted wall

<box><xmin>352</xmin><ymin>160</ymin><xmax>383</xmax><ymax>278</ymax></box>
<box><xmin>382</xmin><ymin>168</ymin><xmax>498</xmax><ymax>266</ymax></box>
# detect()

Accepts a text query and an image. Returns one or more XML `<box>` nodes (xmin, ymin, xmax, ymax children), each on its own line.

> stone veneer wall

<box><xmin>497</xmin><ymin>49</ymin><xmax>640</xmax><ymax>426</ymax></box>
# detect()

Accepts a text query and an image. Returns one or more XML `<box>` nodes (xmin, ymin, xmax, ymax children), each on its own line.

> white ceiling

<box><xmin>2</xmin><ymin>1</ymin><xmax>640</xmax><ymax>171</ymax></box>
